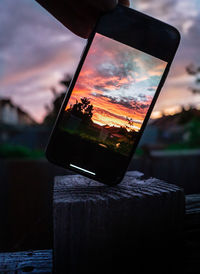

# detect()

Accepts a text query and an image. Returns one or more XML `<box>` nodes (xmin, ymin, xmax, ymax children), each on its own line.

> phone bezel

<box><xmin>46</xmin><ymin>5</ymin><xmax>180</xmax><ymax>185</ymax></box>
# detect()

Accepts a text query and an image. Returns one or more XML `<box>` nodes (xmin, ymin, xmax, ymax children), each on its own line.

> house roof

<box><xmin>0</xmin><ymin>98</ymin><xmax>36</xmax><ymax>124</ymax></box>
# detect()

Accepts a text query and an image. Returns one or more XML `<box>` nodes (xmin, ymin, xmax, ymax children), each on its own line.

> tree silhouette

<box><xmin>126</xmin><ymin>117</ymin><xmax>135</xmax><ymax>127</ymax></box>
<box><xmin>67</xmin><ymin>97</ymin><xmax>94</xmax><ymax>122</ymax></box>
<box><xmin>124</xmin><ymin>117</ymin><xmax>137</xmax><ymax>139</ymax></box>
<box><xmin>186</xmin><ymin>64</ymin><xmax>200</xmax><ymax>94</ymax></box>
<box><xmin>43</xmin><ymin>74</ymin><xmax>72</xmax><ymax>125</ymax></box>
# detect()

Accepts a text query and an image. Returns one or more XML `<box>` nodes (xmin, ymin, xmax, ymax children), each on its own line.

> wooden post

<box><xmin>53</xmin><ymin>171</ymin><xmax>184</xmax><ymax>274</ymax></box>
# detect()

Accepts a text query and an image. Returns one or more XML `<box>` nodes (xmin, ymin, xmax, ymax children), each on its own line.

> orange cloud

<box><xmin>65</xmin><ymin>86</ymin><xmax>150</xmax><ymax>132</ymax></box>
<box><xmin>64</xmin><ymin>33</ymin><xmax>166</xmax><ymax>132</ymax></box>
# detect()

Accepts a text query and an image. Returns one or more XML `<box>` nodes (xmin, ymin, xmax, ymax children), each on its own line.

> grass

<box><xmin>0</xmin><ymin>144</ymin><xmax>44</xmax><ymax>159</ymax></box>
<box><xmin>166</xmin><ymin>142</ymin><xmax>200</xmax><ymax>151</ymax></box>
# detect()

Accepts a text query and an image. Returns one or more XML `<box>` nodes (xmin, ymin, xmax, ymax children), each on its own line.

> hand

<box><xmin>36</xmin><ymin>0</ymin><xmax>130</xmax><ymax>38</ymax></box>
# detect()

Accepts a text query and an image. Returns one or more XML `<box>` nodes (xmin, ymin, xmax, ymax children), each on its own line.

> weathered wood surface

<box><xmin>0</xmin><ymin>249</ymin><xmax>52</xmax><ymax>273</ymax></box>
<box><xmin>129</xmin><ymin>152</ymin><xmax>200</xmax><ymax>194</ymax></box>
<box><xmin>184</xmin><ymin>194</ymin><xmax>200</xmax><ymax>274</ymax></box>
<box><xmin>0</xmin><ymin>194</ymin><xmax>200</xmax><ymax>273</ymax></box>
<box><xmin>53</xmin><ymin>171</ymin><xmax>184</xmax><ymax>274</ymax></box>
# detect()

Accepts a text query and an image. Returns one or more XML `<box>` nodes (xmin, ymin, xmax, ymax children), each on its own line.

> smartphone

<box><xmin>46</xmin><ymin>4</ymin><xmax>180</xmax><ymax>185</ymax></box>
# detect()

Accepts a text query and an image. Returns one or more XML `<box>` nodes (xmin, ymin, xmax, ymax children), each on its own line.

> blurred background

<box><xmin>0</xmin><ymin>0</ymin><xmax>200</xmax><ymax>252</ymax></box>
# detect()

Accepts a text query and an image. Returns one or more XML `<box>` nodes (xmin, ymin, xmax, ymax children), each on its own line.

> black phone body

<box><xmin>46</xmin><ymin>5</ymin><xmax>180</xmax><ymax>185</ymax></box>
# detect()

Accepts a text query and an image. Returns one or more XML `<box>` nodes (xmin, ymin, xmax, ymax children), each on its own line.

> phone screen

<box><xmin>58</xmin><ymin>33</ymin><xmax>167</xmax><ymax>157</ymax></box>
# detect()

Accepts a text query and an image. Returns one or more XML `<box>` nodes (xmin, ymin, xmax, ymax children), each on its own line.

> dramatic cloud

<box><xmin>0</xmin><ymin>0</ymin><xmax>199</xmax><ymax>121</ymax></box>
<box><xmin>92</xmin><ymin>93</ymin><xmax>151</xmax><ymax>112</ymax></box>
<box><xmin>131</xmin><ymin>0</ymin><xmax>200</xmax><ymax>114</ymax></box>
<box><xmin>0</xmin><ymin>0</ymin><xmax>85</xmax><ymax>121</ymax></box>
<box><xmin>66</xmin><ymin>33</ymin><xmax>166</xmax><ymax>130</ymax></box>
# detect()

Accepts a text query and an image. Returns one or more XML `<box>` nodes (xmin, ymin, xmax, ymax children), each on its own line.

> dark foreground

<box><xmin>0</xmin><ymin>194</ymin><xmax>199</xmax><ymax>274</ymax></box>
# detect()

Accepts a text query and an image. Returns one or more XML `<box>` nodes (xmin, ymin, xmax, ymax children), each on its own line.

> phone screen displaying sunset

<box><xmin>59</xmin><ymin>33</ymin><xmax>167</xmax><ymax>156</ymax></box>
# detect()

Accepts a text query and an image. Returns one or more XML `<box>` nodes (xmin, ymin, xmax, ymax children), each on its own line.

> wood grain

<box><xmin>53</xmin><ymin>171</ymin><xmax>184</xmax><ymax>274</ymax></box>
<box><xmin>0</xmin><ymin>249</ymin><xmax>52</xmax><ymax>273</ymax></box>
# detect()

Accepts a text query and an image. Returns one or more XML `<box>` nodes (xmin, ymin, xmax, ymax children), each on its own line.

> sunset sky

<box><xmin>66</xmin><ymin>33</ymin><xmax>166</xmax><ymax>131</ymax></box>
<box><xmin>0</xmin><ymin>0</ymin><xmax>199</xmax><ymax>122</ymax></box>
